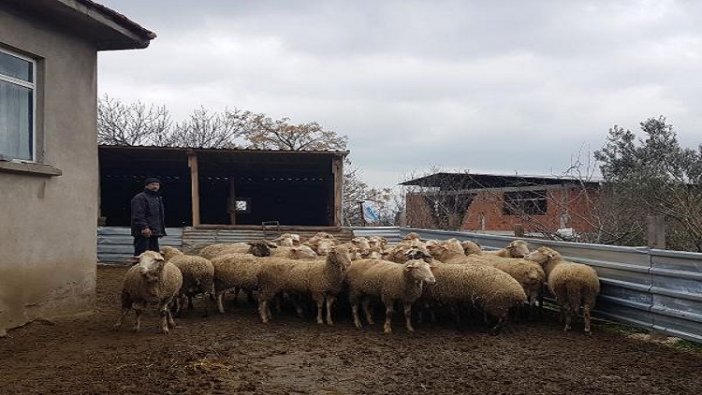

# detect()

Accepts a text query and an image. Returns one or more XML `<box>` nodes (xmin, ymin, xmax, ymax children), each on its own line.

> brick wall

<box><xmin>406</xmin><ymin>186</ymin><xmax>599</xmax><ymax>233</ymax></box>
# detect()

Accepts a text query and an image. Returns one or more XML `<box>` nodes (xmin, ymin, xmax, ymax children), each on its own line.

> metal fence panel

<box><xmin>351</xmin><ymin>226</ymin><xmax>702</xmax><ymax>343</ymax></box>
<box><xmin>97</xmin><ymin>227</ymin><xmax>183</xmax><ymax>263</ymax></box>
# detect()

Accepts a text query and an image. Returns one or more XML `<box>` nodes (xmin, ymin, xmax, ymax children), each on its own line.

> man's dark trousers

<box><xmin>134</xmin><ymin>236</ymin><xmax>160</xmax><ymax>256</ymax></box>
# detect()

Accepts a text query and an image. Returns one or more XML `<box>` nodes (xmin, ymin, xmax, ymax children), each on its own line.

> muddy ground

<box><xmin>1</xmin><ymin>265</ymin><xmax>701</xmax><ymax>394</ymax></box>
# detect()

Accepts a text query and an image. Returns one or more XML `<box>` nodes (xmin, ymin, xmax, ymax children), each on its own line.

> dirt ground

<box><xmin>1</xmin><ymin>266</ymin><xmax>701</xmax><ymax>395</ymax></box>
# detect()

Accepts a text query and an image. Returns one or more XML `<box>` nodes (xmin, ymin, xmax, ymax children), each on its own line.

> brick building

<box><xmin>402</xmin><ymin>172</ymin><xmax>600</xmax><ymax>236</ymax></box>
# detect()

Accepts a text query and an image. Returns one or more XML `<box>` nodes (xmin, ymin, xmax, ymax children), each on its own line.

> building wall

<box><xmin>406</xmin><ymin>186</ymin><xmax>598</xmax><ymax>234</ymax></box>
<box><xmin>0</xmin><ymin>7</ymin><xmax>98</xmax><ymax>335</ymax></box>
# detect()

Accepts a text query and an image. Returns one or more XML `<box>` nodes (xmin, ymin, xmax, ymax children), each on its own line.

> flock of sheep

<box><xmin>114</xmin><ymin>232</ymin><xmax>601</xmax><ymax>336</ymax></box>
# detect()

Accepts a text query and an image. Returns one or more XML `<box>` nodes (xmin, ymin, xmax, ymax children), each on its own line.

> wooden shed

<box><xmin>98</xmin><ymin>145</ymin><xmax>348</xmax><ymax>229</ymax></box>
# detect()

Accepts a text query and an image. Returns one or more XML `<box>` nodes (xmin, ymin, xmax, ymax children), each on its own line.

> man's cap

<box><xmin>144</xmin><ymin>177</ymin><xmax>161</xmax><ymax>186</ymax></box>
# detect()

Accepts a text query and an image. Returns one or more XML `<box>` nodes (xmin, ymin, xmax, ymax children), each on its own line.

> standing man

<box><xmin>131</xmin><ymin>177</ymin><xmax>166</xmax><ymax>259</ymax></box>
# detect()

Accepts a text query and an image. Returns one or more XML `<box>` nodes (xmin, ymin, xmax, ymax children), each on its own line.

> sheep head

<box><xmin>403</xmin><ymin>232</ymin><xmax>421</xmax><ymax>241</ymax></box>
<box><xmin>327</xmin><ymin>246</ymin><xmax>352</xmax><ymax>270</ymax></box>
<box><xmin>248</xmin><ymin>240</ymin><xmax>276</xmax><ymax>257</ymax></box>
<box><xmin>403</xmin><ymin>247</ymin><xmax>433</xmax><ymax>263</ymax></box>
<box><xmin>137</xmin><ymin>251</ymin><xmax>166</xmax><ymax>284</ymax></box>
<box><xmin>351</xmin><ymin>237</ymin><xmax>371</xmax><ymax>251</ymax></box>
<box><xmin>159</xmin><ymin>246</ymin><xmax>183</xmax><ymax>262</ymax></box>
<box><xmin>506</xmin><ymin>240</ymin><xmax>530</xmax><ymax>258</ymax></box>
<box><xmin>404</xmin><ymin>259</ymin><xmax>436</xmax><ymax>285</ymax></box>
<box><xmin>315</xmin><ymin>239</ymin><xmax>337</xmax><ymax>255</ymax></box>
<box><xmin>290</xmin><ymin>245</ymin><xmax>318</xmax><ymax>260</ymax></box>
<box><xmin>525</xmin><ymin>246</ymin><xmax>561</xmax><ymax>265</ymax></box>
<box><xmin>461</xmin><ymin>240</ymin><xmax>482</xmax><ymax>256</ymax></box>
<box><xmin>368</xmin><ymin>236</ymin><xmax>387</xmax><ymax>249</ymax></box>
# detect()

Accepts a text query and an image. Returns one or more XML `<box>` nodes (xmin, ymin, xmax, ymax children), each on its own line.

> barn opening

<box><xmin>98</xmin><ymin>145</ymin><xmax>346</xmax><ymax>228</ymax></box>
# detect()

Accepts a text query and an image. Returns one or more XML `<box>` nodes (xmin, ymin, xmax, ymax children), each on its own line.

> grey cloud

<box><xmin>98</xmin><ymin>0</ymin><xmax>702</xmax><ymax>188</ymax></box>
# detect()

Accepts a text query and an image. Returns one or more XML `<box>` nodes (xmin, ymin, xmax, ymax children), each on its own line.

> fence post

<box><xmin>514</xmin><ymin>224</ymin><xmax>525</xmax><ymax>238</ymax></box>
<box><xmin>647</xmin><ymin>215</ymin><xmax>666</xmax><ymax>249</ymax></box>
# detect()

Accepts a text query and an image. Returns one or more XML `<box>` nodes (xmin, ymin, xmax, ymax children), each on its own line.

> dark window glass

<box><xmin>0</xmin><ymin>51</ymin><xmax>32</xmax><ymax>82</ymax></box>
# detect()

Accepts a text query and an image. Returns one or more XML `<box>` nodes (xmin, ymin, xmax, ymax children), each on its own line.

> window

<box><xmin>0</xmin><ymin>48</ymin><xmax>35</xmax><ymax>161</ymax></box>
<box><xmin>235</xmin><ymin>198</ymin><xmax>251</xmax><ymax>213</ymax></box>
<box><xmin>503</xmin><ymin>190</ymin><xmax>548</xmax><ymax>215</ymax></box>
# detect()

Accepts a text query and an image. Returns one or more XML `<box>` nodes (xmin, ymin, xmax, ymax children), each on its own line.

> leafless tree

<box><xmin>170</xmin><ymin>107</ymin><xmax>248</xmax><ymax>148</ymax></box>
<box><xmin>244</xmin><ymin>113</ymin><xmax>348</xmax><ymax>151</ymax></box>
<box><xmin>97</xmin><ymin>94</ymin><xmax>172</xmax><ymax>146</ymax></box>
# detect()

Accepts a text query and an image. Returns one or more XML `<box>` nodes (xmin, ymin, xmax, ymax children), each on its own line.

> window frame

<box><xmin>0</xmin><ymin>46</ymin><xmax>37</xmax><ymax>163</ymax></box>
<box><xmin>502</xmin><ymin>190</ymin><xmax>549</xmax><ymax>216</ymax></box>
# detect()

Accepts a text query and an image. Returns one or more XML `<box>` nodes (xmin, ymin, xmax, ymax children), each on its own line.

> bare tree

<box><xmin>170</xmin><ymin>107</ymin><xmax>248</xmax><ymax>148</ymax></box>
<box><xmin>97</xmin><ymin>95</ymin><xmax>172</xmax><ymax>145</ymax></box>
<box><xmin>343</xmin><ymin>159</ymin><xmax>394</xmax><ymax>226</ymax></box>
<box><xmin>244</xmin><ymin>113</ymin><xmax>348</xmax><ymax>151</ymax></box>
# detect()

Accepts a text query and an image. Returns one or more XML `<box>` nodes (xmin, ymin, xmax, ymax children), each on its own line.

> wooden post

<box><xmin>358</xmin><ymin>201</ymin><xmax>366</xmax><ymax>226</ymax></box>
<box><xmin>187</xmin><ymin>151</ymin><xmax>200</xmax><ymax>227</ymax></box>
<box><xmin>647</xmin><ymin>215</ymin><xmax>666</xmax><ymax>249</ymax></box>
<box><xmin>514</xmin><ymin>224</ymin><xmax>525</xmax><ymax>238</ymax></box>
<box><xmin>332</xmin><ymin>156</ymin><xmax>344</xmax><ymax>227</ymax></box>
<box><xmin>228</xmin><ymin>177</ymin><xmax>236</xmax><ymax>225</ymax></box>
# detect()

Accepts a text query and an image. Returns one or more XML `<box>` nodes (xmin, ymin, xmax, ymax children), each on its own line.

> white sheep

<box><xmin>485</xmin><ymin>240</ymin><xmax>530</xmax><ymax>258</ymax></box>
<box><xmin>114</xmin><ymin>251</ymin><xmax>183</xmax><ymax>334</ymax></box>
<box><xmin>273</xmin><ymin>233</ymin><xmax>301</xmax><ymax>246</ymax></box>
<box><xmin>199</xmin><ymin>240</ymin><xmax>277</xmax><ymax>260</ymax></box>
<box><xmin>346</xmin><ymin>258</ymin><xmax>436</xmax><ymax>333</ymax></box>
<box><xmin>256</xmin><ymin>246</ymin><xmax>351</xmax><ymax>325</ymax></box>
<box><xmin>525</xmin><ymin>246</ymin><xmax>600</xmax><ymax>334</ymax></box>
<box><xmin>421</xmin><ymin>262</ymin><xmax>527</xmax><ymax>334</ymax></box>
<box><xmin>461</xmin><ymin>240</ymin><xmax>483</xmax><ymax>255</ymax></box>
<box><xmin>160</xmin><ymin>246</ymin><xmax>215</xmax><ymax>317</ymax></box>
<box><xmin>464</xmin><ymin>254</ymin><xmax>545</xmax><ymax>319</ymax></box>
<box><xmin>367</xmin><ymin>236</ymin><xmax>388</xmax><ymax>250</ymax></box>
<box><xmin>270</xmin><ymin>245</ymin><xmax>318</xmax><ymax>260</ymax></box>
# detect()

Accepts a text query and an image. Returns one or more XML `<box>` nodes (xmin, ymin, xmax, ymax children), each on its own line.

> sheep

<box><xmin>464</xmin><ymin>254</ymin><xmax>545</xmax><ymax>319</ymax></box>
<box><xmin>525</xmin><ymin>246</ymin><xmax>600</xmax><ymax>334</ymax></box>
<box><xmin>421</xmin><ymin>262</ymin><xmax>527</xmax><ymax>334</ymax></box>
<box><xmin>305</xmin><ymin>237</ymin><xmax>337</xmax><ymax>255</ymax></box>
<box><xmin>114</xmin><ymin>251</ymin><xmax>183</xmax><ymax>334</ymax></box>
<box><xmin>485</xmin><ymin>240</ymin><xmax>530</xmax><ymax>258</ymax></box>
<box><xmin>383</xmin><ymin>245</ymin><xmax>433</xmax><ymax>264</ymax></box>
<box><xmin>367</xmin><ymin>236</ymin><xmax>388</xmax><ymax>250</ymax></box>
<box><xmin>273</xmin><ymin>233</ymin><xmax>301</xmax><ymax>246</ymax></box>
<box><xmin>210</xmin><ymin>253</ymin><xmax>266</xmax><ymax>313</ymax></box>
<box><xmin>402</xmin><ymin>232</ymin><xmax>422</xmax><ymax>242</ymax></box>
<box><xmin>461</xmin><ymin>240</ymin><xmax>483</xmax><ymax>256</ymax></box>
<box><xmin>160</xmin><ymin>246</ymin><xmax>215</xmax><ymax>317</ymax></box>
<box><xmin>270</xmin><ymin>245</ymin><xmax>318</xmax><ymax>260</ymax></box>
<box><xmin>256</xmin><ymin>246</ymin><xmax>351</xmax><ymax>325</ymax></box>
<box><xmin>160</xmin><ymin>245</ymin><xmax>184</xmax><ymax>261</ymax></box>
<box><xmin>346</xmin><ymin>258</ymin><xmax>436</xmax><ymax>333</ymax></box>
<box><xmin>199</xmin><ymin>240</ymin><xmax>277</xmax><ymax>260</ymax></box>
<box><xmin>426</xmin><ymin>242</ymin><xmax>472</xmax><ymax>264</ymax></box>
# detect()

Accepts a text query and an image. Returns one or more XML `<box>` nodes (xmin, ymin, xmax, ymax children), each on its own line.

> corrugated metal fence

<box><xmin>353</xmin><ymin>226</ymin><xmax>702</xmax><ymax>343</ymax></box>
<box><xmin>97</xmin><ymin>227</ymin><xmax>183</xmax><ymax>263</ymax></box>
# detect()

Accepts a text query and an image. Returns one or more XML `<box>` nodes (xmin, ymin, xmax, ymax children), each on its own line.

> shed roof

<box><xmin>401</xmin><ymin>172</ymin><xmax>600</xmax><ymax>189</ymax></box>
<box><xmin>3</xmin><ymin>0</ymin><xmax>156</xmax><ymax>50</ymax></box>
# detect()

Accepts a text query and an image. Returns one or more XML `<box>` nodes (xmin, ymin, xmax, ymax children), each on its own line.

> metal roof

<box><xmin>98</xmin><ymin>144</ymin><xmax>349</xmax><ymax>157</ymax></box>
<box><xmin>401</xmin><ymin>172</ymin><xmax>600</xmax><ymax>189</ymax></box>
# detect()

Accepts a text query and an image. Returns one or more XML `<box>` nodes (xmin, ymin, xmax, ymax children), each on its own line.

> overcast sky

<box><xmin>98</xmin><ymin>0</ymin><xmax>702</xmax><ymax>188</ymax></box>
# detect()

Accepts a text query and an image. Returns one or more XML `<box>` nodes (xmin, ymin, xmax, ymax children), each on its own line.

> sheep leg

<box><xmin>216</xmin><ymin>291</ymin><xmax>226</xmax><ymax>314</ymax></box>
<box><xmin>583</xmin><ymin>304</ymin><xmax>592</xmax><ymax>335</ymax></box>
<box><xmin>383</xmin><ymin>303</ymin><xmax>395</xmax><ymax>334</ymax></box>
<box><xmin>489</xmin><ymin>317</ymin><xmax>505</xmax><ymax>336</ymax></box>
<box><xmin>350</xmin><ymin>293</ymin><xmax>363</xmax><ymax>328</ymax></box>
<box><xmin>313</xmin><ymin>294</ymin><xmax>325</xmax><ymax>325</ymax></box>
<box><xmin>362</xmin><ymin>297</ymin><xmax>375</xmax><ymax>325</ymax></box>
<box><xmin>247</xmin><ymin>290</ymin><xmax>256</xmax><ymax>305</ymax></box>
<box><xmin>403</xmin><ymin>302</ymin><xmax>414</xmax><ymax>332</ymax></box>
<box><xmin>325</xmin><ymin>295</ymin><xmax>336</xmax><ymax>325</ymax></box>
<box><xmin>258</xmin><ymin>299</ymin><xmax>270</xmax><ymax>324</ymax></box>
<box><xmin>133</xmin><ymin>306</ymin><xmax>144</xmax><ymax>333</ymax></box>
<box><xmin>165</xmin><ymin>305</ymin><xmax>177</xmax><ymax>329</ymax></box>
<box><xmin>114</xmin><ymin>308</ymin><xmax>130</xmax><ymax>330</ymax></box>
<box><xmin>159</xmin><ymin>309</ymin><xmax>170</xmax><ymax>334</ymax></box>
<box><xmin>563</xmin><ymin>305</ymin><xmax>573</xmax><ymax>332</ymax></box>
<box><xmin>231</xmin><ymin>288</ymin><xmax>239</xmax><ymax>306</ymax></box>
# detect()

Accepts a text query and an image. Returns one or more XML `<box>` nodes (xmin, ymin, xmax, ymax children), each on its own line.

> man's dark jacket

<box><xmin>130</xmin><ymin>189</ymin><xmax>166</xmax><ymax>237</ymax></box>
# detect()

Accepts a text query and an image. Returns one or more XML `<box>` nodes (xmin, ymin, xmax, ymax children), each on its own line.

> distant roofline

<box><xmin>401</xmin><ymin>171</ymin><xmax>601</xmax><ymax>187</ymax></box>
<box><xmin>74</xmin><ymin>0</ymin><xmax>157</xmax><ymax>45</ymax></box>
<box><xmin>98</xmin><ymin>144</ymin><xmax>349</xmax><ymax>157</ymax></box>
